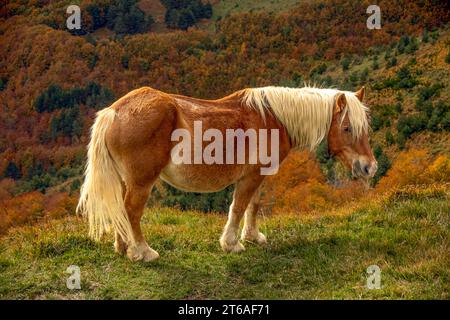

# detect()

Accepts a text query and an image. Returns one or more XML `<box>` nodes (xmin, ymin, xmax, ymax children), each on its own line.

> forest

<box><xmin>0</xmin><ymin>0</ymin><xmax>449</xmax><ymax>234</ymax></box>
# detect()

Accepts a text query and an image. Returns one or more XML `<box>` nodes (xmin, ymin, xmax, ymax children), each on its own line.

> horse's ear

<box><xmin>334</xmin><ymin>93</ymin><xmax>346</xmax><ymax>114</ymax></box>
<box><xmin>355</xmin><ymin>86</ymin><xmax>365</xmax><ymax>102</ymax></box>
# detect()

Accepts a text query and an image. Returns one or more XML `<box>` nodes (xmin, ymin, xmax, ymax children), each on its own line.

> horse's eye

<box><xmin>344</xmin><ymin>127</ymin><xmax>351</xmax><ymax>133</ymax></box>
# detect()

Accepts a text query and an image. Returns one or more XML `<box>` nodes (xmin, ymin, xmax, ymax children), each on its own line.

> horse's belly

<box><xmin>160</xmin><ymin>162</ymin><xmax>242</xmax><ymax>193</ymax></box>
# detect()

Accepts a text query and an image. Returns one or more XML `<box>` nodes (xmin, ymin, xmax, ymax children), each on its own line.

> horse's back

<box><xmin>111</xmin><ymin>86</ymin><xmax>178</xmax><ymax>114</ymax></box>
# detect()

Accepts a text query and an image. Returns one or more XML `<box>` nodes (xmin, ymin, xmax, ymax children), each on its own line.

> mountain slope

<box><xmin>0</xmin><ymin>0</ymin><xmax>448</xmax><ymax>235</ymax></box>
<box><xmin>0</xmin><ymin>184</ymin><xmax>448</xmax><ymax>299</ymax></box>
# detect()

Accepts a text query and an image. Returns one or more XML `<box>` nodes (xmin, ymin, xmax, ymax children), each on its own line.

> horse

<box><xmin>77</xmin><ymin>85</ymin><xmax>377</xmax><ymax>262</ymax></box>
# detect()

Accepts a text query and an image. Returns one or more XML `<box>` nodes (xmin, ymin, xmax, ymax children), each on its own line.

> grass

<box><xmin>0</xmin><ymin>187</ymin><xmax>448</xmax><ymax>299</ymax></box>
<box><xmin>200</xmin><ymin>0</ymin><xmax>305</xmax><ymax>31</ymax></box>
<box><xmin>212</xmin><ymin>0</ymin><xmax>302</xmax><ymax>19</ymax></box>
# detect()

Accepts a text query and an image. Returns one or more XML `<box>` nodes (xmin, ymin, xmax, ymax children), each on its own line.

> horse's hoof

<box><xmin>220</xmin><ymin>239</ymin><xmax>246</xmax><ymax>253</ymax></box>
<box><xmin>231</xmin><ymin>242</ymin><xmax>246</xmax><ymax>253</ymax></box>
<box><xmin>127</xmin><ymin>243</ymin><xmax>160</xmax><ymax>262</ymax></box>
<box><xmin>254</xmin><ymin>232</ymin><xmax>267</xmax><ymax>245</ymax></box>
<box><xmin>142</xmin><ymin>248</ymin><xmax>160</xmax><ymax>262</ymax></box>
<box><xmin>241</xmin><ymin>231</ymin><xmax>267</xmax><ymax>245</ymax></box>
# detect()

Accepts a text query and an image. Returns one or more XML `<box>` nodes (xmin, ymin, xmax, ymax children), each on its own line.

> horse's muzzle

<box><xmin>352</xmin><ymin>159</ymin><xmax>378</xmax><ymax>179</ymax></box>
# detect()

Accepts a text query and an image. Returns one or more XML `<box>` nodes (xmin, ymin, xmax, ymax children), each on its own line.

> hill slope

<box><xmin>0</xmin><ymin>185</ymin><xmax>448</xmax><ymax>299</ymax></box>
<box><xmin>0</xmin><ymin>0</ymin><xmax>448</xmax><ymax>200</ymax></box>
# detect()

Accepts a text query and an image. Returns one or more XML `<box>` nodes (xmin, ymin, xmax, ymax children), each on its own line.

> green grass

<box><xmin>211</xmin><ymin>0</ymin><xmax>303</xmax><ymax>20</ymax></box>
<box><xmin>0</xmin><ymin>191</ymin><xmax>448</xmax><ymax>299</ymax></box>
<box><xmin>201</xmin><ymin>0</ymin><xmax>304</xmax><ymax>32</ymax></box>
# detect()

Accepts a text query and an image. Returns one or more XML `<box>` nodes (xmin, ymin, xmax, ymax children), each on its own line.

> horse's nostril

<box><xmin>363</xmin><ymin>165</ymin><xmax>370</xmax><ymax>175</ymax></box>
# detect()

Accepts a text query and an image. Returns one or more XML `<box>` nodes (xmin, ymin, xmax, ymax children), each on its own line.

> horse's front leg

<box><xmin>220</xmin><ymin>175</ymin><xmax>264</xmax><ymax>253</ymax></box>
<box><xmin>240</xmin><ymin>187</ymin><xmax>267</xmax><ymax>245</ymax></box>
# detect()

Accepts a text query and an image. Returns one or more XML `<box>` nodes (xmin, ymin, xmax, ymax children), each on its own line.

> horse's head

<box><xmin>328</xmin><ymin>87</ymin><xmax>378</xmax><ymax>180</ymax></box>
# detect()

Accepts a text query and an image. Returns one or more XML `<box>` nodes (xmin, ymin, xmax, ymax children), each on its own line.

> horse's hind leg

<box><xmin>114</xmin><ymin>182</ymin><xmax>128</xmax><ymax>255</ymax></box>
<box><xmin>124</xmin><ymin>180</ymin><xmax>160</xmax><ymax>262</ymax></box>
<box><xmin>114</xmin><ymin>232</ymin><xmax>127</xmax><ymax>255</ymax></box>
<box><xmin>105</xmin><ymin>89</ymin><xmax>176</xmax><ymax>262</ymax></box>
<box><xmin>240</xmin><ymin>186</ymin><xmax>267</xmax><ymax>245</ymax></box>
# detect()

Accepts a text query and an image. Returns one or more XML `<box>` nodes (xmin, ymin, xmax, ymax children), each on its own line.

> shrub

<box><xmin>405</xmin><ymin>37</ymin><xmax>419</xmax><ymax>54</ymax></box>
<box><xmin>428</xmin><ymin>101</ymin><xmax>450</xmax><ymax>132</ymax></box>
<box><xmin>370</xmin><ymin>114</ymin><xmax>383</xmax><ymax>131</ymax></box>
<box><xmin>396</xmin><ymin>133</ymin><xmax>406</xmax><ymax>150</ymax></box>
<box><xmin>374</xmin><ymin>66</ymin><xmax>418</xmax><ymax>90</ymax></box>
<box><xmin>261</xmin><ymin>151</ymin><xmax>367</xmax><ymax>214</ymax></box>
<box><xmin>416</xmin><ymin>83</ymin><xmax>443</xmax><ymax>107</ymax></box>
<box><xmin>49</xmin><ymin>107</ymin><xmax>84</xmax><ymax>141</ymax></box>
<box><xmin>0</xmin><ymin>191</ymin><xmax>77</xmax><ymax>234</ymax></box>
<box><xmin>34</xmin><ymin>82</ymin><xmax>114</xmax><ymax>113</ymax></box>
<box><xmin>349</xmin><ymin>71</ymin><xmax>359</xmax><ymax>85</ymax></box>
<box><xmin>0</xmin><ymin>192</ymin><xmax>45</xmax><ymax>234</ymax></box>
<box><xmin>372</xmin><ymin>145</ymin><xmax>391</xmax><ymax>185</ymax></box>
<box><xmin>106</xmin><ymin>0</ymin><xmax>154</xmax><ymax>34</ymax></box>
<box><xmin>69</xmin><ymin>179</ymin><xmax>81</xmax><ymax>193</ymax></box>
<box><xmin>385</xmin><ymin>130</ymin><xmax>395</xmax><ymax>146</ymax></box>
<box><xmin>341</xmin><ymin>57</ymin><xmax>350</xmax><ymax>71</ymax></box>
<box><xmin>0</xmin><ymin>178</ymin><xmax>15</xmax><ymax>201</ymax></box>
<box><xmin>377</xmin><ymin>150</ymin><xmax>449</xmax><ymax>193</ymax></box>
<box><xmin>0</xmin><ymin>77</ymin><xmax>8</xmax><ymax>91</ymax></box>
<box><xmin>395</xmin><ymin>66</ymin><xmax>418</xmax><ymax>88</ymax></box>
<box><xmin>427</xmin><ymin>155</ymin><xmax>450</xmax><ymax>182</ymax></box>
<box><xmin>2</xmin><ymin>161</ymin><xmax>21</xmax><ymax>180</ymax></box>
<box><xmin>153</xmin><ymin>183</ymin><xmax>233</xmax><ymax>213</ymax></box>
<box><xmin>310</xmin><ymin>63</ymin><xmax>327</xmax><ymax>77</ymax></box>
<box><xmin>387</xmin><ymin>57</ymin><xmax>397</xmax><ymax>68</ymax></box>
<box><xmin>371</xmin><ymin>59</ymin><xmax>379</xmax><ymax>70</ymax></box>
<box><xmin>422</xmin><ymin>28</ymin><xmax>429</xmax><ymax>43</ymax></box>
<box><xmin>397</xmin><ymin>114</ymin><xmax>428</xmax><ymax>140</ymax></box>
<box><xmin>397</xmin><ymin>35</ymin><xmax>410</xmax><ymax>54</ymax></box>
<box><xmin>371</xmin><ymin>104</ymin><xmax>399</xmax><ymax>131</ymax></box>
<box><xmin>360</xmin><ymin>68</ymin><xmax>369</xmax><ymax>82</ymax></box>
<box><xmin>121</xmin><ymin>55</ymin><xmax>129</xmax><ymax>69</ymax></box>
<box><xmin>163</xmin><ymin>0</ymin><xmax>213</xmax><ymax>30</ymax></box>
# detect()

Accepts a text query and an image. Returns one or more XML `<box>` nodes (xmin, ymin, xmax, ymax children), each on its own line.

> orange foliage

<box><xmin>0</xmin><ymin>191</ymin><xmax>77</xmax><ymax>234</ymax></box>
<box><xmin>0</xmin><ymin>178</ymin><xmax>15</xmax><ymax>201</ymax></box>
<box><xmin>376</xmin><ymin>149</ymin><xmax>450</xmax><ymax>193</ymax></box>
<box><xmin>0</xmin><ymin>0</ymin><xmax>448</xmax><ymax>224</ymax></box>
<box><xmin>261</xmin><ymin>148</ymin><xmax>449</xmax><ymax>215</ymax></box>
<box><xmin>427</xmin><ymin>155</ymin><xmax>450</xmax><ymax>183</ymax></box>
<box><xmin>261</xmin><ymin>151</ymin><xmax>366</xmax><ymax>214</ymax></box>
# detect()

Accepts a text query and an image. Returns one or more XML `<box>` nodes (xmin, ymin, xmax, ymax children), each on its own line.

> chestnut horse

<box><xmin>77</xmin><ymin>86</ymin><xmax>377</xmax><ymax>262</ymax></box>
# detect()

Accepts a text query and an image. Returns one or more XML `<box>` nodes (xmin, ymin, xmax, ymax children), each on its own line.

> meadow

<box><xmin>0</xmin><ymin>183</ymin><xmax>448</xmax><ymax>299</ymax></box>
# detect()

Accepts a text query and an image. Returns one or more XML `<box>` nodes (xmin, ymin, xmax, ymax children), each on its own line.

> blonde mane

<box><xmin>242</xmin><ymin>86</ymin><xmax>369</xmax><ymax>150</ymax></box>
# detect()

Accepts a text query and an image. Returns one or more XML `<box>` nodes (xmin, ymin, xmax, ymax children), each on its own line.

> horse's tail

<box><xmin>77</xmin><ymin>107</ymin><xmax>135</xmax><ymax>246</ymax></box>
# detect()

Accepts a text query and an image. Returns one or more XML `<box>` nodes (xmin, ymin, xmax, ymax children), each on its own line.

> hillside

<box><xmin>0</xmin><ymin>0</ymin><xmax>449</xmax><ymax>296</ymax></box>
<box><xmin>0</xmin><ymin>183</ymin><xmax>448</xmax><ymax>299</ymax></box>
<box><xmin>0</xmin><ymin>0</ymin><xmax>449</xmax><ymax>232</ymax></box>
